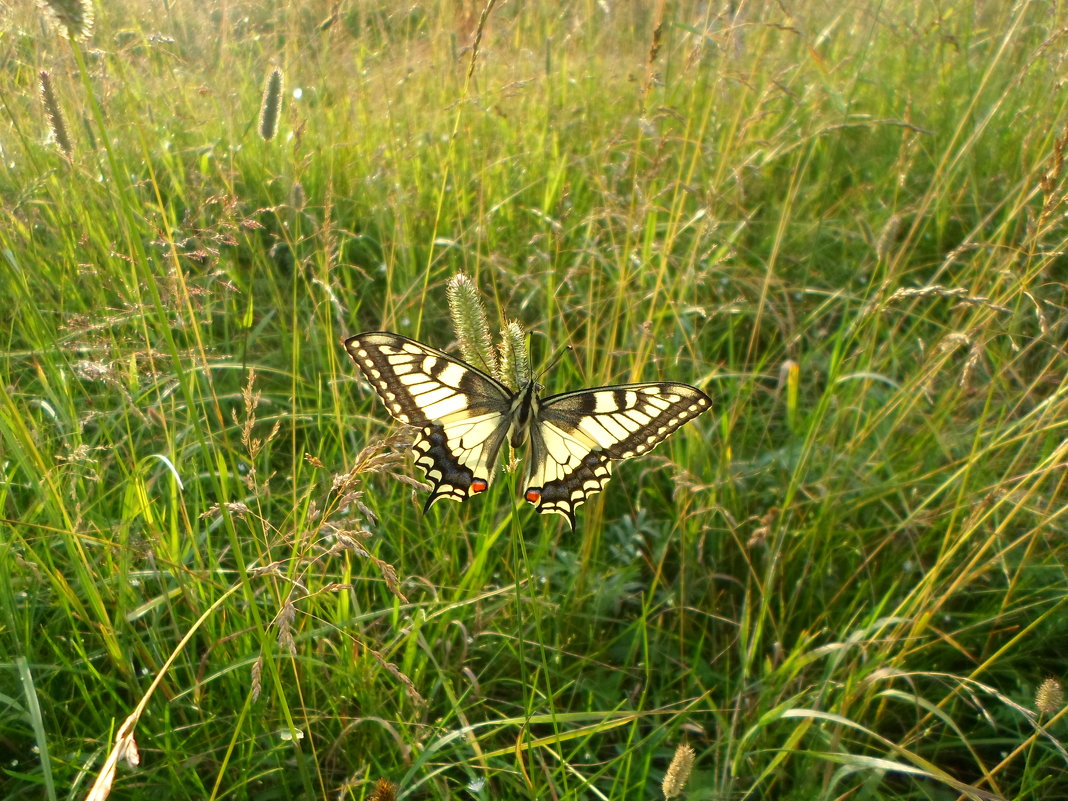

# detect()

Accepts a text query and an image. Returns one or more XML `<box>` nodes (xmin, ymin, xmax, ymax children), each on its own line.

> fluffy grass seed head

<box><xmin>1036</xmin><ymin>677</ymin><xmax>1064</xmax><ymax>717</ymax></box>
<box><xmin>447</xmin><ymin>272</ymin><xmax>498</xmax><ymax>379</ymax></box>
<box><xmin>662</xmin><ymin>743</ymin><xmax>695</xmax><ymax>799</ymax></box>
<box><xmin>39</xmin><ymin>71</ymin><xmax>72</xmax><ymax>156</ymax></box>
<box><xmin>369</xmin><ymin>778</ymin><xmax>397</xmax><ymax>801</ymax></box>
<box><xmin>497</xmin><ymin>320</ymin><xmax>529</xmax><ymax>391</ymax></box>
<box><xmin>259</xmin><ymin>68</ymin><xmax>284</xmax><ymax>141</ymax></box>
<box><xmin>36</xmin><ymin>0</ymin><xmax>94</xmax><ymax>41</ymax></box>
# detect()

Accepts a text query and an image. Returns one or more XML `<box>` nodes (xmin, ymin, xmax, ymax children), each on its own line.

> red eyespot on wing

<box><xmin>524</xmin><ymin>488</ymin><xmax>542</xmax><ymax>504</ymax></box>
<box><xmin>471</xmin><ymin>478</ymin><xmax>488</xmax><ymax>494</ymax></box>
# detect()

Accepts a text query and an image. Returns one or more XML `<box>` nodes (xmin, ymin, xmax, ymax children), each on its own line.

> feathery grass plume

<box><xmin>497</xmin><ymin>320</ymin><xmax>529</xmax><ymax>391</ymax></box>
<box><xmin>1036</xmin><ymin>677</ymin><xmax>1064</xmax><ymax>717</ymax></box>
<box><xmin>446</xmin><ymin>272</ymin><xmax>498</xmax><ymax>379</ymax></box>
<box><xmin>259</xmin><ymin>68</ymin><xmax>284</xmax><ymax>141</ymax></box>
<box><xmin>39</xmin><ymin>71</ymin><xmax>72</xmax><ymax>156</ymax></box>
<box><xmin>662</xmin><ymin>743</ymin><xmax>695</xmax><ymax>799</ymax></box>
<box><xmin>36</xmin><ymin>0</ymin><xmax>94</xmax><ymax>41</ymax></box>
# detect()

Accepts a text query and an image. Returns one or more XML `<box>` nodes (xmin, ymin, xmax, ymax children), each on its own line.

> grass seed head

<box><xmin>497</xmin><ymin>320</ymin><xmax>529</xmax><ymax>390</ymax></box>
<box><xmin>250</xmin><ymin>657</ymin><xmax>263</xmax><ymax>702</ymax></box>
<box><xmin>39</xmin><ymin>71</ymin><xmax>72</xmax><ymax>156</ymax></box>
<box><xmin>274</xmin><ymin>601</ymin><xmax>296</xmax><ymax>655</ymax></box>
<box><xmin>447</xmin><ymin>272</ymin><xmax>498</xmax><ymax>378</ymax></box>
<box><xmin>369</xmin><ymin>778</ymin><xmax>397</xmax><ymax>801</ymax></box>
<box><xmin>1036</xmin><ymin>677</ymin><xmax>1064</xmax><ymax>716</ymax></box>
<box><xmin>36</xmin><ymin>0</ymin><xmax>94</xmax><ymax>41</ymax></box>
<box><xmin>259</xmin><ymin>68</ymin><xmax>284</xmax><ymax>141</ymax></box>
<box><xmin>662</xmin><ymin>743</ymin><xmax>695</xmax><ymax>799</ymax></box>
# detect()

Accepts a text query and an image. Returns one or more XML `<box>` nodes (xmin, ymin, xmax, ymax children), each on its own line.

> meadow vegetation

<box><xmin>1</xmin><ymin>1</ymin><xmax>1066</xmax><ymax>799</ymax></box>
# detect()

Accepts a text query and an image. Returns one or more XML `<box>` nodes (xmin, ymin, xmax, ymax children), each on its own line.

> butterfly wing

<box><xmin>344</xmin><ymin>332</ymin><xmax>514</xmax><ymax>510</ymax></box>
<box><xmin>524</xmin><ymin>383</ymin><xmax>711</xmax><ymax>527</ymax></box>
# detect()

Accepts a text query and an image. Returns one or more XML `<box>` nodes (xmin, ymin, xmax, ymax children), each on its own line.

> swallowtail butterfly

<box><xmin>345</xmin><ymin>332</ymin><xmax>710</xmax><ymax>527</ymax></box>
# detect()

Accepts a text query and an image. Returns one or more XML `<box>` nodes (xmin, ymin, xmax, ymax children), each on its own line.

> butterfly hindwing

<box><xmin>344</xmin><ymin>332</ymin><xmax>513</xmax><ymax>509</ymax></box>
<box><xmin>524</xmin><ymin>383</ymin><xmax>712</xmax><ymax>526</ymax></box>
<box><xmin>411</xmin><ymin>413</ymin><xmax>510</xmax><ymax>508</ymax></box>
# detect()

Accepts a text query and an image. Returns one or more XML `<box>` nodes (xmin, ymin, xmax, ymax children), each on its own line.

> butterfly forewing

<box><xmin>344</xmin><ymin>332</ymin><xmax>513</xmax><ymax>509</ymax></box>
<box><xmin>524</xmin><ymin>383</ymin><xmax>712</xmax><ymax>526</ymax></box>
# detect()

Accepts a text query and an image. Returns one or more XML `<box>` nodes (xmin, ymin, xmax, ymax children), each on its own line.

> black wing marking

<box><xmin>344</xmin><ymin>332</ymin><xmax>514</xmax><ymax>510</ymax></box>
<box><xmin>523</xmin><ymin>383</ymin><xmax>711</xmax><ymax>527</ymax></box>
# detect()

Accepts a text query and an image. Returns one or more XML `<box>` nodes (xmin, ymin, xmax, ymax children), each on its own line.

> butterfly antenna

<box><xmin>538</xmin><ymin>342</ymin><xmax>574</xmax><ymax>381</ymax></box>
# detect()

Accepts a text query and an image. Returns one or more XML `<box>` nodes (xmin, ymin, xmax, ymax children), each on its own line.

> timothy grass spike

<box><xmin>39</xmin><ymin>71</ymin><xmax>72</xmax><ymax>156</ymax></box>
<box><xmin>446</xmin><ymin>272</ymin><xmax>498</xmax><ymax>380</ymax></box>
<box><xmin>497</xmin><ymin>320</ymin><xmax>529</xmax><ymax>391</ymax></box>
<box><xmin>259</xmin><ymin>68</ymin><xmax>284</xmax><ymax>142</ymax></box>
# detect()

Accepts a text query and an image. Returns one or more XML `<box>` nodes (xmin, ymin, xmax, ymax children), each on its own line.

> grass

<box><xmin>1</xmin><ymin>0</ymin><xmax>1067</xmax><ymax>799</ymax></box>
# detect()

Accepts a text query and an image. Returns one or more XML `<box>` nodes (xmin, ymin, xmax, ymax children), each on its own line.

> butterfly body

<box><xmin>506</xmin><ymin>379</ymin><xmax>540</xmax><ymax>448</ymax></box>
<box><xmin>345</xmin><ymin>331</ymin><xmax>710</xmax><ymax>527</ymax></box>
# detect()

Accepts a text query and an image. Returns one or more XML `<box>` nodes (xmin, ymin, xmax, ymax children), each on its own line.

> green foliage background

<box><xmin>1</xmin><ymin>1</ymin><xmax>1066</xmax><ymax>799</ymax></box>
